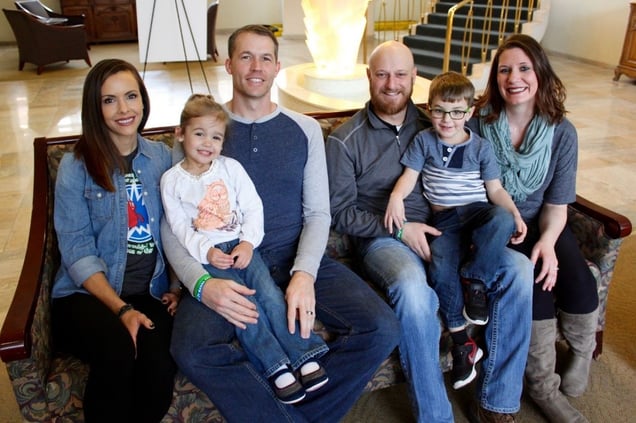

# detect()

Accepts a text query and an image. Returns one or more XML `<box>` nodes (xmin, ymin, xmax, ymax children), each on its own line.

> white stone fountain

<box><xmin>276</xmin><ymin>0</ymin><xmax>430</xmax><ymax>112</ymax></box>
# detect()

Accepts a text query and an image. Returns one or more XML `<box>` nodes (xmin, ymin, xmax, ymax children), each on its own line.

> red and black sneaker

<box><xmin>451</xmin><ymin>338</ymin><xmax>484</xmax><ymax>389</ymax></box>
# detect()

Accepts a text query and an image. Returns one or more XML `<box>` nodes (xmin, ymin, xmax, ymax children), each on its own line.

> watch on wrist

<box><xmin>117</xmin><ymin>303</ymin><xmax>134</xmax><ymax>318</ymax></box>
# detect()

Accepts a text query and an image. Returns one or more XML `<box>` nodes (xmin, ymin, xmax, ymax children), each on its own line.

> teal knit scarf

<box><xmin>479</xmin><ymin>108</ymin><xmax>555</xmax><ymax>202</ymax></box>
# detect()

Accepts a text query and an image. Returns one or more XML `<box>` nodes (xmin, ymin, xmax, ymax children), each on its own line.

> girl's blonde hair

<box><xmin>179</xmin><ymin>94</ymin><xmax>229</xmax><ymax>128</ymax></box>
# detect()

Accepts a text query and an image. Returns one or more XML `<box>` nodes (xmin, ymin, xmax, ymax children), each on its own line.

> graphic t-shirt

<box><xmin>122</xmin><ymin>153</ymin><xmax>156</xmax><ymax>296</ymax></box>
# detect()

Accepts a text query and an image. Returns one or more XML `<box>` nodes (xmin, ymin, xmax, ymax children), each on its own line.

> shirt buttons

<box><xmin>447</xmin><ymin>147</ymin><xmax>453</xmax><ymax>152</ymax></box>
<box><xmin>96</xmin><ymin>192</ymin><xmax>102</xmax><ymax>198</ymax></box>
<box><xmin>253</xmin><ymin>148</ymin><xmax>258</xmax><ymax>152</ymax></box>
<box><xmin>442</xmin><ymin>157</ymin><xmax>448</xmax><ymax>162</ymax></box>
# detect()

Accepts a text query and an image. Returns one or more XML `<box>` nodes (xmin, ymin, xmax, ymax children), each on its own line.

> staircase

<box><xmin>402</xmin><ymin>0</ymin><xmax>550</xmax><ymax>90</ymax></box>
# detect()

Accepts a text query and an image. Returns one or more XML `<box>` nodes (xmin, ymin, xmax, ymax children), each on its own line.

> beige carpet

<box><xmin>343</xmin><ymin>234</ymin><xmax>636</xmax><ymax>423</ymax></box>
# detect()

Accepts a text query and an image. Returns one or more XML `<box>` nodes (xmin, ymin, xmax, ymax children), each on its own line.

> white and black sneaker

<box><xmin>462</xmin><ymin>278</ymin><xmax>489</xmax><ymax>325</ymax></box>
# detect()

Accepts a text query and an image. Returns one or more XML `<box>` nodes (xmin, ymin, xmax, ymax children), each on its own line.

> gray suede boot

<box><xmin>525</xmin><ymin>319</ymin><xmax>589</xmax><ymax>423</ymax></box>
<box><xmin>559</xmin><ymin>308</ymin><xmax>599</xmax><ymax>397</ymax></box>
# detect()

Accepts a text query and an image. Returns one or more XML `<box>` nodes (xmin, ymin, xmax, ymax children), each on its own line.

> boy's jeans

<box><xmin>429</xmin><ymin>202</ymin><xmax>516</xmax><ymax>328</ymax></box>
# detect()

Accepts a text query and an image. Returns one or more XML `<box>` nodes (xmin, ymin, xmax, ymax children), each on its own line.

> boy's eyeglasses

<box><xmin>428</xmin><ymin>108</ymin><xmax>471</xmax><ymax>120</ymax></box>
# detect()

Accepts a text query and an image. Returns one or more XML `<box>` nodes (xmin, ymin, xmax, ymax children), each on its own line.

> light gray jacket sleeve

<box><xmin>161</xmin><ymin>217</ymin><xmax>208</xmax><ymax>294</ymax></box>
<box><xmin>290</xmin><ymin>113</ymin><xmax>331</xmax><ymax>279</ymax></box>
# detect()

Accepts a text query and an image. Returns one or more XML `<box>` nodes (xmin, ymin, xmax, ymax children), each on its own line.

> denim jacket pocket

<box><xmin>84</xmin><ymin>187</ymin><xmax>115</xmax><ymax>222</ymax></box>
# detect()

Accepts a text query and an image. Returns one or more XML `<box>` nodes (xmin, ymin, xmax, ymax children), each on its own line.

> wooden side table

<box><xmin>614</xmin><ymin>2</ymin><xmax>636</xmax><ymax>81</ymax></box>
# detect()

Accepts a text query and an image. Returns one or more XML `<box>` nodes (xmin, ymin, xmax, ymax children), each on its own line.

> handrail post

<box><xmin>444</xmin><ymin>0</ymin><xmax>473</xmax><ymax>74</ymax></box>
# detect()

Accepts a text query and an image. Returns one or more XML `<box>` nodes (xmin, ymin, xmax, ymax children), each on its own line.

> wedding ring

<box><xmin>306</xmin><ymin>310</ymin><xmax>314</xmax><ymax>316</ymax></box>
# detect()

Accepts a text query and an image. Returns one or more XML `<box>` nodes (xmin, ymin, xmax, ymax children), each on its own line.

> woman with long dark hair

<box><xmin>51</xmin><ymin>59</ymin><xmax>179</xmax><ymax>422</ymax></box>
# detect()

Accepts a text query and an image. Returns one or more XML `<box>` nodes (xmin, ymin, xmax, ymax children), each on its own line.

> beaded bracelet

<box><xmin>193</xmin><ymin>274</ymin><xmax>212</xmax><ymax>302</ymax></box>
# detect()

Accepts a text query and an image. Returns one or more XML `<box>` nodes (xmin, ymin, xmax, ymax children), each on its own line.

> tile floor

<box><xmin>0</xmin><ymin>34</ymin><xmax>635</xmax><ymax>421</ymax></box>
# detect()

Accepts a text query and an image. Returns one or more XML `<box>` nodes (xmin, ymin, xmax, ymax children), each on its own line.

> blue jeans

<box><xmin>204</xmin><ymin>240</ymin><xmax>328</xmax><ymax>377</ymax></box>
<box><xmin>429</xmin><ymin>203</ymin><xmax>515</xmax><ymax>329</ymax></box>
<box><xmin>171</xmin><ymin>249</ymin><xmax>400</xmax><ymax>423</ymax></box>
<box><xmin>355</xmin><ymin>235</ymin><xmax>532</xmax><ymax>420</ymax></box>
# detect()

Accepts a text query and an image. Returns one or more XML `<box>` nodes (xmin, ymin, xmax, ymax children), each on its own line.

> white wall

<box><xmin>215</xmin><ymin>0</ymin><xmax>281</xmax><ymax>30</ymax></box>
<box><xmin>1</xmin><ymin>0</ymin><xmax>632</xmax><ymax>68</ymax></box>
<box><xmin>1</xmin><ymin>0</ymin><xmax>22</xmax><ymax>42</ymax></box>
<box><xmin>541</xmin><ymin>0</ymin><xmax>629</xmax><ymax>66</ymax></box>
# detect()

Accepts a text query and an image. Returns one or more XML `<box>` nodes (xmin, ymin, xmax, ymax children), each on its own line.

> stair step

<box><xmin>408</xmin><ymin>47</ymin><xmax>476</xmax><ymax>75</ymax></box>
<box><xmin>415</xmin><ymin>61</ymin><xmax>475</xmax><ymax>80</ymax></box>
<box><xmin>403</xmin><ymin>34</ymin><xmax>499</xmax><ymax>60</ymax></box>
<box><xmin>415</xmin><ymin>63</ymin><xmax>444</xmax><ymax>80</ymax></box>
<box><xmin>405</xmin><ymin>0</ymin><xmax>538</xmax><ymax>80</ymax></box>
<box><xmin>434</xmin><ymin>0</ymin><xmax>533</xmax><ymax>20</ymax></box>
<box><xmin>414</xmin><ymin>23</ymin><xmax>514</xmax><ymax>41</ymax></box>
<box><xmin>427</xmin><ymin>13</ymin><xmax>522</xmax><ymax>33</ymax></box>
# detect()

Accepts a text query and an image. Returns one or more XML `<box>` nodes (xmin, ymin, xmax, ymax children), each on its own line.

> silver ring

<box><xmin>306</xmin><ymin>310</ymin><xmax>314</xmax><ymax>316</ymax></box>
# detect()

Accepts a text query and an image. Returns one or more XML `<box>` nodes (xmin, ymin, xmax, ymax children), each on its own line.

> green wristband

<box><xmin>395</xmin><ymin>220</ymin><xmax>407</xmax><ymax>242</ymax></box>
<box><xmin>193</xmin><ymin>274</ymin><xmax>212</xmax><ymax>302</ymax></box>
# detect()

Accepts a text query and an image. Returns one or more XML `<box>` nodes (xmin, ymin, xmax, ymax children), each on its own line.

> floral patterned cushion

<box><xmin>5</xmin><ymin>123</ymin><xmax>625</xmax><ymax>422</ymax></box>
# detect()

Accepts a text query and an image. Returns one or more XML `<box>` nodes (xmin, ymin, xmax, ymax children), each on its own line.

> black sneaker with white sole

<box><xmin>462</xmin><ymin>277</ymin><xmax>489</xmax><ymax>325</ymax></box>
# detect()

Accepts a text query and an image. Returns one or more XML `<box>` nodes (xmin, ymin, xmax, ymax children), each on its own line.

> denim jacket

<box><xmin>52</xmin><ymin>135</ymin><xmax>172</xmax><ymax>300</ymax></box>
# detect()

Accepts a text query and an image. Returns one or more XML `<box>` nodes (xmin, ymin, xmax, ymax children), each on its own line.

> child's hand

<box><xmin>208</xmin><ymin>247</ymin><xmax>235</xmax><ymax>269</ymax></box>
<box><xmin>509</xmin><ymin>216</ymin><xmax>528</xmax><ymax>245</ymax></box>
<box><xmin>384</xmin><ymin>196</ymin><xmax>406</xmax><ymax>234</ymax></box>
<box><xmin>231</xmin><ymin>241</ymin><xmax>254</xmax><ymax>269</ymax></box>
<box><xmin>161</xmin><ymin>290</ymin><xmax>181</xmax><ymax>316</ymax></box>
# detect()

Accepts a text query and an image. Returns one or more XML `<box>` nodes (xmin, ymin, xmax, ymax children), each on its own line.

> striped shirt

<box><xmin>401</xmin><ymin>127</ymin><xmax>500</xmax><ymax>208</ymax></box>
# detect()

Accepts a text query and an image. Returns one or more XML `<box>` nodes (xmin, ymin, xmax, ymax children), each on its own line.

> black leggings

<box><xmin>52</xmin><ymin>293</ymin><xmax>176</xmax><ymax>423</ymax></box>
<box><xmin>509</xmin><ymin>223</ymin><xmax>599</xmax><ymax>320</ymax></box>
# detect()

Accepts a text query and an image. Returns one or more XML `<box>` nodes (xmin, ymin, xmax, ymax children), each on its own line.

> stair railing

<box><xmin>442</xmin><ymin>0</ymin><xmax>537</xmax><ymax>76</ymax></box>
<box><xmin>443</xmin><ymin>0</ymin><xmax>474</xmax><ymax>74</ymax></box>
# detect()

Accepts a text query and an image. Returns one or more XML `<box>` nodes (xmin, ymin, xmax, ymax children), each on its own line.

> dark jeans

<box><xmin>509</xmin><ymin>223</ymin><xmax>599</xmax><ymax>320</ymax></box>
<box><xmin>52</xmin><ymin>293</ymin><xmax>176</xmax><ymax>423</ymax></box>
<box><xmin>171</xmin><ymin>252</ymin><xmax>400</xmax><ymax>423</ymax></box>
<box><xmin>428</xmin><ymin>202</ymin><xmax>516</xmax><ymax>329</ymax></box>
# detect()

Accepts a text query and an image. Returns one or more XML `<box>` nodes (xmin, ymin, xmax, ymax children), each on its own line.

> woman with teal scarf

<box><xmin>468</xmin><ymin>34</ymin><xmax>597</xmax><ymax>423</ymax></box>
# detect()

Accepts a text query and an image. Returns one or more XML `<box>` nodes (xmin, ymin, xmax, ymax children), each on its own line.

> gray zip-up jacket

<box><xmin>326</xmin><ymin>100</ymin><xmax>432</xmax><ymax>239</ymax></box>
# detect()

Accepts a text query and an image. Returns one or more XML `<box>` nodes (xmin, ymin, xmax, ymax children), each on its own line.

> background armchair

<box><xmin>3</xmin><ymin>9</ymin><xmax>91</xmax><ymax>75</ymax></box>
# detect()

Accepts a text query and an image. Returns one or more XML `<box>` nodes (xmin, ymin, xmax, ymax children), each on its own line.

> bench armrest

<box><xmin>571</xmin><ymin>195</ymin><xmax>632</xmax><ymax>239</ymax></box>
<box><xmin>0</xmin><ymin>137</ymin><xmax>50</xmax><ymax>363</ymax></box>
